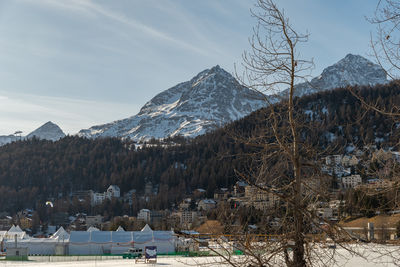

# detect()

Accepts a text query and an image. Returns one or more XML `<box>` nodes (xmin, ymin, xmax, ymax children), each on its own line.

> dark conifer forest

<box><xmin>0</xmin><ymin>82</ymin><xmax>399</xmax><ymax>215</ymax></box>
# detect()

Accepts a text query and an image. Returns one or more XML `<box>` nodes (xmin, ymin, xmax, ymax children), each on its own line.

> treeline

<box><xmin>0</xmin><ymin>82</ymin><xmax>399</xmax><ymax>215</ymax></box>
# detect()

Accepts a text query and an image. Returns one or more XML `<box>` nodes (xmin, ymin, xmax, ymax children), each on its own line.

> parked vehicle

<box><xmin>122</xmin><ymin>248</ymin><xmax>143</xmax><ymax>259</ymax></box>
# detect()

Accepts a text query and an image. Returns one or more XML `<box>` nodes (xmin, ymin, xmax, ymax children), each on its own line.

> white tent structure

<box><xmin>2</xmin><ymin>224</ymin><xmax>176</xmax><ymax>256</ymax></box>
<box><xmin>51</xmin><ymin>227</ymin><xmax>70</xmax><ymax>241</ymax></box>
<box><xmin>116</xmin><ymin>226</ymin><xmax>125</xmax><ymax>232</ymax></box>
<box><xmin>87</xmin><ymin>226</ymin><xmax>100</xmax><ymax>232</ymax></box>
<box><xmin>3</xmin><ymin>226</ymin><xmax>72</xmax><ymax>255</ymax></box>
<box><xmin>0</xmin><ymin>231</ymin><xmax>6</xmax><ymax>241</ymax></box>
<box><xmin>69</xmin><ymin>225</ymin><xmax>176</xmax><ymax>255</ymax></box>
<box><xmin>4</xmin><ymin>225</ymin><xmax>27</xmax><ymax>240</ymax></box>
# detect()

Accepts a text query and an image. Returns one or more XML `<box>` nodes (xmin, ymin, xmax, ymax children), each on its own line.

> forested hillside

<box><xmin>0</xmin><ymin>82</ymin><xmax>399</xmax><ymax>214</ymax></box>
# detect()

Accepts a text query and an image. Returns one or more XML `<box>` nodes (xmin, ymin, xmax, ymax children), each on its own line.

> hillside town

<box><xmin>1</xmin><ymin>145</ymin><xmax>400</xmax><ymax>244</ymax></box>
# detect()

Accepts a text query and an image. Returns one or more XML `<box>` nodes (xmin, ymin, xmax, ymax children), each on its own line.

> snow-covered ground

<box><xmin>1</xmin><ymin>245</ymin><xmax>400</xmax><ymax>266</ymax></box>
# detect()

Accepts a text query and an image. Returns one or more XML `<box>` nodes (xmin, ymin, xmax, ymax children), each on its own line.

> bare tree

<box><xmin>370</xmin><ymin>0</ymin><xmax>400</xmax><ymax>80</ymax></box>
<box><xmin>196</xmin><ymin>0</ymin><xmax>354</xmax><ymax>266</ymax></box>
<box><xmin>176</xmin><ymin>1</ymin><xmax>400</xmax><ymax>266</ymax></box>
<box><xmin>236</xmin><ymin>1</ymin><xmax>314</xmax><ymax>265</ymax></box>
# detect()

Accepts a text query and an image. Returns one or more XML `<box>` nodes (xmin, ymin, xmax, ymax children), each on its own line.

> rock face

<box><xmin>78</xmin><ymin>65</ymin><xmax>266</xmax><ymax>140</ymax></box>
<box><xmin>26</xmin><ymin>121</ymin><xmax>66</xmax><ymax>141</ymax></box>
<box><xmin>281</xmin><ymin>54</ymin><xmax>388</xmax><ymax>97</ymax></box>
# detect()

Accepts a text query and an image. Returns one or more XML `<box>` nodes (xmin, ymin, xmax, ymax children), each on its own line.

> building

<box><xmin>244</xmin><ymin>185</ymin><xmax>279</xmax><ymax>210</ymax></box>
<box><xmin>106</xmin><ymin>185</ymin><xmax>120</xmax><ymax>198</ymax></box>
<box><xmin>90</xmin><ymin>185</ymin><xmax>121</xmax><ymax>206</ymax></box>
<box><xmin>325</xmin><ymin>155</ymin><xmax>343</xmax><ymax>165</ymax></box>
<box><xmin>341</xmin><ymin>175</ymin><xmax>362</xmax><ymax>189</ymax></box>
<box><xmin>137</xmin><ymin>209</ymin><xmax>151</xmax><ymax>223</ymax></box>
<box><xmin>214</xmin><ymin>188</ymin><xmax>229</xmax><ymax>200</ymax></box>
<box><xmin>179</xmin><ymin>210</ymin><xmax>198</xmax><ymax>225</ymax></box>
<box><xmin>91</xmin><ymin>192</ymin><xmax>106</xmax><ymax>206</ymax></box>
<box><xmin>178</xmin><ymin>198</ymin><xmax>192</xmax><ymax>210</ymax></box>
<box><xmin>197</xmin><ymin>199</ymin><xmax>216</xmax><ymax>211</ymax></box>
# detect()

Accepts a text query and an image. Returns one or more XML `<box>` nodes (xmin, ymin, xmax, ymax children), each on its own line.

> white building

<box><xmin>106</xmin><ymin>185</ymin><xmax>120</xmax><ymax>198</ymax></box>
<box><xmin>90</xmin><ymin>185</ymin><xmax>121</xmax><ymax>206</ymax></box>
<box><xmin>137</xmin><ymin>209</ymin><xmax>151</xmax><ymax>223</ymax></box>
<box><xmin>342</xmin><ymin>175</ymin><xmax>362</xmax><ymax>189</ymax></box>
<box><xmin>91</xmin><ymin>192</ymin><xmax>106</xmax><ymax>206</ymax></box>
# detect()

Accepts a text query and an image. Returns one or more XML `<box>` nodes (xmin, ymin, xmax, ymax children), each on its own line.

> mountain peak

<box><xmin>79</xmin><ymin>65</ymin><xmax>265</xmax><ymax>140</ymax></box>
<box><xmin>284</xmin><ymin>54</ymin><xmax>388</xmax><ymax>97</ymax></box>
<box><xmin>27</xmin><ymin>121</ymin><xmax>66</xmax><ymax>141</ymax></box>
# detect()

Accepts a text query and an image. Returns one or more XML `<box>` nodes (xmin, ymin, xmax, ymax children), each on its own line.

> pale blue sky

<box><xmin>0</xmin><ymin>0</ymin><xmax>379</xmax><ymax>134</ymax></box>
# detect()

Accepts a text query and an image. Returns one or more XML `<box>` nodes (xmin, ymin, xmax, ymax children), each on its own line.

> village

<box><xmin>1</xmin><ymin>144</ymin><xmax>400</xmax><ymax>254</ymax></box>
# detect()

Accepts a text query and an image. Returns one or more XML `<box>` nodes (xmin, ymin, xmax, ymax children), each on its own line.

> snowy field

<box><xmin>1</xmin><ymin>245</ymin><xmax>400</xmax><ymax>267</ymax></box>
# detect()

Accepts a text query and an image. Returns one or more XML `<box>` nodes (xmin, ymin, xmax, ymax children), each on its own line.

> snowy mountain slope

<box><xmin>0</xmin><ymin>121</ymin><xmax>65</xmax><ymax>146</ymax></box>
<box><xmin>78</xmin><ymin>65</ymin><xmax>266</xmax><ymax>140</ymax></box>
<box><xmin>26</xmin><ymin>121</ymin><xmax>66</xmax><ymax>141</ymax></box>
<box><xmin>281</xmin><ymin>54</ymin><xmax>387</xmax><ymax>98</ymax></box>
<box><xmin>79</xmin><ymin>54</ymin><xmax>388</xmax><ymax>141</ymax></box>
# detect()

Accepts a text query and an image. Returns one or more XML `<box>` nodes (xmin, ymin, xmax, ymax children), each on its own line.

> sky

<box><xmin>0</xmin><ymin>0</ymin><xmax>380</xmax><ymax>135</ymax></box>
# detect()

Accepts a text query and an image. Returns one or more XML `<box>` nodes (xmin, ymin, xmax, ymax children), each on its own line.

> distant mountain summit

<box><xmin>27</xmin><ymin>121</ymin><xmax>66</xmax><ymax>141</ymax></box>
<box><xmin>78</xmin><ymin>65</ymin><xmax>266</xmax><ymax>140</ymax></box>
<box><xmin>282</xmin><ymin>54</ymin><xmax>387</xmax><ymax>97</ymax></box>
<box><xmin>79</xmin><ymin>54</ymin><xmax>388</xmax><ymax>141</ymax></box>
<box><xmin>0</xmin><ymin>121</ymin><xmax>65</xmax><ymax>146</ymax></box>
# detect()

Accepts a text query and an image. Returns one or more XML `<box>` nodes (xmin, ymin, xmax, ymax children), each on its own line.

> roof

<box><xmin>69</xmin><ymin>230</ymin><xmax>174</xmax><ymax>243</ymax></box>
<box><xmin>87</xmin><ymin>226</ymin><xmax>100</xmax><ymax>232</ymax></box>
<box><xmin>116</xmin><ymin>226</ymin><xmax>125</xmax><ymax>231</ymax></box>
<box><xmin>51</xmin><ymin>226</ymin><xmax>70</xmax><ymax>240</ymax></box>
<box><xmin>140</xmin><ymin>209</ymin><xmax>150</xmax><ymax>212</ymax></box>
<box><xmin>141</xmin><ymin>224</ymin><xmax>153</xmax><ymax>232</ymax></box>
<box><xmin>108</xmin><ymin>185</ymin><xmax>120</xmax><ymax>191</ymax></box>
<box><xmin>8</xmin><ymin>225</ymin><xmax>23</xmax><ymax>233</ymax></box>
<box><xmin>200</xmin><ymin>199</ymin><xmax>216</xmax><ymax>204</ymax></box>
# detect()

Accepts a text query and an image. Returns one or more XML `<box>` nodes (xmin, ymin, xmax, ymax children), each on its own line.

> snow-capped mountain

<box><xmin>78</xmin><ymin>65</ymin><xmax>266</xmax><ymax>140</ymax></box>
<box><xmin>281</xmin><ymin>54</ymin><xmax>387</xmax><ymax>97</ymax></box>
<box><xmin>26</xmin><ymin>121</ymin><xmax>66</xmax><ymax>141</ymax></box>
<box><xmin>0</xmin><ymin>121</ymin><xmax>65</xmax><ymax>146</ymax></box>
<box><xmin>79</xmin><ymin>54</ymin><xmax>387</xmax><ymax>141</ymax></box>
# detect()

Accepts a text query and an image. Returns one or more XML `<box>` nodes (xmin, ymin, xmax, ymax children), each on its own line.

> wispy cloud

<box><xmin>20</xmin><ymin>0</ymin><xmax>210</xmax><ymax>56</ymax></box>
